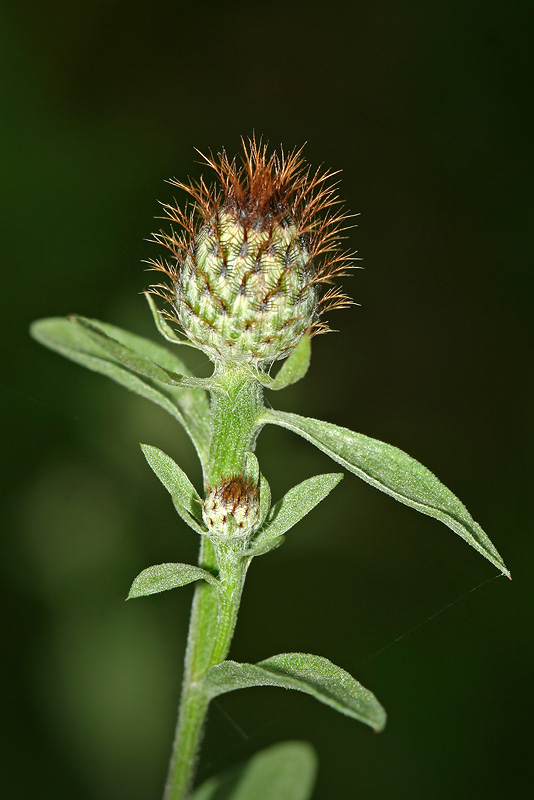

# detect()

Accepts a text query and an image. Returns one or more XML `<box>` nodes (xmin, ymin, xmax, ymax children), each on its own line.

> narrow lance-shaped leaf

<box><xmin>257</xmin><ymin>474</ymin><xmax>271</xmax><ymax>530</ymax></box>
<box><xmin>204</xmin><ymin>653</ymin><xmax>386</xmax><ymax>733</ymax></box>
<box><xmin>87</xmin><ymin>318</ymin><xmax>212</xmax><ymax>461</ymax></box>
<box><xmin>262</xmin><ymin>409</ymin><xmax>510</xmax><ymax>577</ymax></box>
<box><xmin>141</xmin><ymin>444</ymin><xmax>206</xmax><ymax>535</ymax></box>
<box><xmin>243</xmin><ymin>451</ymin><xmax>260</xmax><ymax>485</ymax></box>
<box><xmin>144</xmin><ymin>292</ymin><xmax>198</xmax><ymax>347</ymax></box>
<box><xmin>254</xmin><ymin>472</ymin><xmax>343</xmax><ymax>546</ymax></box>
<box><xmin>242</xmin><ymin>452</ymin><xmax>272</xmax><ymax>530</ymax></box>
<box><xmin>29</xmin><ymin>316</ymin><xmax>211</xmax><ymax>468</ymax></box>
<box><xmin>71</xmin><ymin>315</ymin><xmax>187</xmax><ymax>385</ymax></box>
<box><xmin>191</xmin><ymin>741</ymin><xmax>317</xmax><ymax>800</ymax></box>
<box><xmin>258</xmin><ymin>334</ymin><xmax>312</xmax><ymax>391</ymax></box>
<box><xmin>30</xmin><ymin>318</ymin><xmax>188</xmax><ymax>422</ymax></box>
<box><xmin>128</xmin><ymin>563</ymin><xmax>219</xmax><ymax>599</ymax></box>
<box><xmin>244</xmin><ymin>474</ymin><xmax>275</xmax><ymax>556</ymax></box>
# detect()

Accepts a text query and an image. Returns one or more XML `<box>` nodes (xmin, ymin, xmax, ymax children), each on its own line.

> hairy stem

<box><xmin>163</xmin><ymin>367</ymin><xmax>263</xmax><ymax>800</ymax></box>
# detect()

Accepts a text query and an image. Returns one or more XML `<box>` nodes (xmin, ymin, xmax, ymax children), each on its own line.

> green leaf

<box><xmin>243</xmin><ymin>451</ymin><xmax>260</xmax><ymax>485</ymax></box>
<box><xmin>262</xmin><ymin>409</ymin><xmax>510</xmax><ymax>577</ymax></box>
<box><xmin>244</xmin><ymin>474</ymin><xmax>275</xmax><ymax>556</ymax></box>
<box><xmin>144</xmin><ymin>292</ymin><xmax>197</xmax><ymax>347</ymax></box>
<box><xmin>191</xmin><ymin>741</ymin><xmax>317</xmax><ymax>800</ymax></box>
<box><xmin>242</xmin><ymin>452</ymin><xmax>272</xmax><ymax>531</ymax></box>
<box><xmin>128</xmin><ymin>562</ymin><xmax>218</xmax><ymax>598</ymax></box>
<box><xmin>257</xmin><ymin>474</ymin><xmax>271</xmax><ymax>529</ymax></box>
<box><xmin>245</xmin><ymin>535</ymin><xmax>284</xmax><ymax>558</ymax></box>
<box><xmin>72</xmin><ymin>316</ymin><xmax>187</xmax><ymax>385</ymax></box>
<box><xmin>73</xmin><ymin>316</ymin><xmax>211</xmax><ymax>389</ymax></box>
<box><xmin>140</xmin><ymin>444</ymin><xmax>206</xmax><ymax>534</ymax></box>
<box><xmin>204</xmin><ymin>653</ymin><xmax>386</xmax><ymax>733</ymax></box>
<box><xmin>258</xmin><ymin>334</ymin><xmax>311</xmax><ymax>390</ymax></box>
<box><xmin>255</xmin><ymin>472</ymin><xmax>343</xmax><ymax>545</ymax></box>
<box><xmin>30</xmin><ymin>316</ymin><xmax>211</xmax><ymax>468</ymax></box>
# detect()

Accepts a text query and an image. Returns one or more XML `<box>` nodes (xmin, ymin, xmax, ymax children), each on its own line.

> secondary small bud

<box><xmin>149</xmin><ymin>137</ymin><xmax>354</xmax><ymax>367</ymax></box>
<box><xmin>202</xmin><ymin>476</ymin><xmax>260</xmax><ymax>540</ymax></box>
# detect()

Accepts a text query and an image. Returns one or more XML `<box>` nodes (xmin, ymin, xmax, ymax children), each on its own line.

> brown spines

<box><xmin>208</xmin><ymin>475</ymin><xmax>258</xmax><ymax>507</ymax></box>
<box><xmin>311</xmin><ymin>286</ymin><xmax>355</xmax><ymax>336</ymax></box>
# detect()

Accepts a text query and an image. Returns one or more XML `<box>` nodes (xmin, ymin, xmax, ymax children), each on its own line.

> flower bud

<box><xmin>202</xmin><ymin>476</ymin><xmax>260</xmax><ymax>540</ymax></box>
<box><xmin>149</xmin><ymin>138</ymin><xmax>354</xmax><ymax>367</ymax></box>
<box><xmin>174</xmin><ymin>210</ymin><xmax>316</xmax><ymax>365</ymax></box>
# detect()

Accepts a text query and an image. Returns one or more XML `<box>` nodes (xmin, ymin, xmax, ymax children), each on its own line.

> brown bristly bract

<box><xmin>205</xmin><ymin>475</ymin><xmax>259</xmax><ymax>510</ymax></box>
<box><xmin>147</xmin><ymin>136</ymin><xmax>358</xmax><ymax>337</ymax></box>
<box><xmin>202</xmin><ymin>475</ymin><xmax>261</xmax><ymax>535</ymax></box>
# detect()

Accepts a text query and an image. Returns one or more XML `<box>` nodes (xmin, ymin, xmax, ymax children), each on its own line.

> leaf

<box><xmin>257</xmin><ymin>474</ymin><xmax>271</xmax><ymax>530</ymax></box>
<box><xmin>72</xmin><ymin>316</ymin><xmax>186</xmax><ymax>385</ymax></box>
<box><xmin>204</xmin><ymin>653</ymin><xmax>386</xmax><ymax>733</ymax></box>
<box><xmin>191</xmin><ymin>741</ymin><xmax>317</xmax><ymax>800</ymax></box>
<box><xmin>244</xmin><ymin>474</ymin><xmax>275</xmax><ymax>556</ymax></box>
<box><xmin>258</xmin><ymin>334</ymin><xmax>311</xmax><ymax>390</ymax></box>
<box><xmin>144</xmin><ymin>292</ymin><xmax>197</xmax><ymax>347</ymax></box>
<box><xmin>242</xmin><ymin>452</ymin><xmax>272</xmax><ymax>531</ymax></box>
<box><xmin>255</xmin><ymin>472</ymin><xmax>343</xmax><ymax>545</ymax></box>
<box><xmin>243</xmin><ymin>451</ymin><xmax>260</xmax><ymax>485</ymax></box>
<box><xmin>245</xmin><ymin>536</ymin><xmax>284</xmax><ymax>558</ymax></box>
<box><xmin>128</xmin><ymin>563</ymin><xmax>218</xmax><ymax>598</ymax></box>
<box><xmin>262</xmin><ymin>409</ymin><xmax>510</xmax><ymax>578</ymax></box>
<box><xmin>30</xmin><ymin>316</ymin><xmax>211</xmax><ymax>467</ymax></box>
<box><xmin>140</xmin><ymin>444</ymin><xmax>206</xmax><ymax>534</ymax></box>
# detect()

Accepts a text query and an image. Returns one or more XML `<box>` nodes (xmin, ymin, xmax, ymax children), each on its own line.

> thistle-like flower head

<box><xmin>149</xmin><ymin>137</ymin><xmax>355</xmax><ymax>367</ymax></box>
<box><xmin>202</xmin><ymin>476</ymin><xmax>261</xmax><ymax>540</ymax></box>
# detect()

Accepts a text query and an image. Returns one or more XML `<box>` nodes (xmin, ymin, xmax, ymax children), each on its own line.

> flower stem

<box><xmin>163</xmin><ymin>367</ymin><xmax>264</xmax><ymax>800</ymax></box>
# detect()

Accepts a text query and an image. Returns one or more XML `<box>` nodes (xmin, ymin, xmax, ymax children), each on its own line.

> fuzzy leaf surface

<box><xmin>246</xmin><ymin>536</ymin><xmax>284</xmax><ymax>558</ymax></box>
<box><xmin>255</xmin><ymin>472</ymin><xmax>343</xmax><ymax>544</ymax></box>
<box><xmin>204</xmin><ymin>653</ymin><xmax>386</xmax><ymax>732</ymax></box>
<box><xmin>242</xmin><ymin>452</ymin><xmax>272</xmax><ymax>532</ymax></box>
<box><xmin>128</xmin><ymin>563</ymin><xmax>218</xmax><ymax>598</ymax></box>
<box><xmin>30</xmin><ymin>316</ymin><xmax>210</xmax><ymax>467</ymax></box>
<box><xmin>243</xmin><ymin>451</ymin><xmax>260</xmax><ymax>485</ymax></box>
<box><xmin>72</xmin><ymin>316</ymin><xmax>186</xmax><ymax>385</ymax></box>
<box><xmin>257</xmin><ymin>474</ymin><xmax>272</xmax><ymax>530</ymax></box>
<box><xmin>259</xmin><ymin>334</ymin><xmax>311</xmax><ymax>390</ymax></box>
<box><xmin>191</xmin><ymin>741</ymin><xmax>317</xmax><ymax>800</ymax></box>
<box><xmin>262</xmin><ymin>409</ymin><xmax>510</xmax><ymax>577</ymax></box>
<box><xmin>141</xmin><ymin>444</ymin><xmax>206</xmax><ymax>534</ymax></box>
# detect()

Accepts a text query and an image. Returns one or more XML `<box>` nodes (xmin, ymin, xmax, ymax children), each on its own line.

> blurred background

<box><xmin>1</xmin><ymin>1</ymin><xmax>532</xmax><ymax>798</ymax></box>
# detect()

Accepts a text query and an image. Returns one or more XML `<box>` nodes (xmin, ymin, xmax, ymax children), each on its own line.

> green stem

<box><xmin>209</xmin><ymin>548</ymin><xmax>251</xmax><ymax>667</ymax></box>
<box><xmin>163</xmin><ymin>366</ymin><xmax>263</xmax><ymax>800</ymax></box>
<box><xmin>207</xmin><ymin>364</ymin><xmax>265</xmax><ymax>485</ymax></box>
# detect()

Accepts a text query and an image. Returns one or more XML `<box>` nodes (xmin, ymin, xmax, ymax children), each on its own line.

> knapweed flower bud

<box><xmin>149</xmin><ymin>138</ymin><xmax>355</xmax><ymax>367</ymax></box>
<box><xmin>202</xmin><ymin>476</ymin><xmax>260</xmax><ymax>540</ymax></box>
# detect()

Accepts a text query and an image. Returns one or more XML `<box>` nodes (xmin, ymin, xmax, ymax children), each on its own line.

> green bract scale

<box><xmin>149</xmin><ymin>138</ymin><xmax>355</xmax><ymax>368</ymax></box>
<box><xmin>177</xmin><ymin>210</ymin><xmax>316</xmax><ymax>365</ymax></box>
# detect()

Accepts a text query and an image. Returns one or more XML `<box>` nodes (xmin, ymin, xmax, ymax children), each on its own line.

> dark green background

<box><xmin>1</xmin><ymin>1</ymin><xmax>532</xmax><ymax>798</ymax></box>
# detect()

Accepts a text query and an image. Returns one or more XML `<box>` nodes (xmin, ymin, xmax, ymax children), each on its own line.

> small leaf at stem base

<box><xmin>128</xmin><ymin>562</ymin><xmax>219</xmax><ymax>599</ymax></box>
<box><xmin>140</xmin><ymin>444</ymin><xmax>206</xmax><ymax>535</ymax></box>
<box><xmin>254</xmin><ymin>472</ymin><xmax>343</xmax><ymax>546</ymax></box>
<box><xmin>144</xmin><ymin>292</ymin><xmax>198</xmax><ymax>347</ymax></box>
<box><xmin>257</xmin><ymin>334</ymin><xmax>312</xmax><ymax>390</ymax></box>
